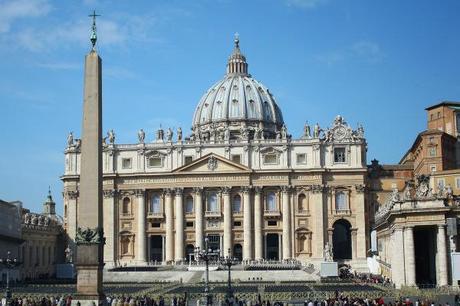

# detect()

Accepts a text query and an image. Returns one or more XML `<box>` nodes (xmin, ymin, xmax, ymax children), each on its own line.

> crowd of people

<box><xmin>1</xmin><ymin>293</ymin><xmax>459</xmax><ymax>306</ymax></box>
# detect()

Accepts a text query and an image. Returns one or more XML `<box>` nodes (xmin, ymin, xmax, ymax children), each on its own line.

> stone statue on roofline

<box><xmin>177</xmin><ymin>127</ymin><xmax>182</xmax><ymax>141</ymax></box>
<box><xmin>304</xmin><ymin>123</ymin><xmax>311</xmax><ymax>138</ymax></box>
<box><xmin>313</xmin><ymin>123</ymin><xmax>321</xmax><ymax>138</ymax></box>
<box><xmin>138</xmin><ymin>129</ymin><xmax>145</xmax><ymax>143</ymax></box>
<box><xmin>67</xmin><ymin>132</ymin><xmax>74</xmax><ymax>148</ymax></box>
<box><xmin>166</xmin><ymin>127</ymin><xmax>173</xmax><ymax>142</ymax></box>
<box><xmin>108</xmin><ymin>129</ymin><xmax>115</xmax><ymax>144</ymax></box>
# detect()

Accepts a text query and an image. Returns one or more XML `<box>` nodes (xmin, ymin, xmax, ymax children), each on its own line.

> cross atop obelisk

<box><xmin>73</xmin><ymin>11</ymin><xmax>105</xmax><ymax>305</ymax></box>
<box><xmin>88</xmin><ymin>10</ymin><xmax>100</xmax><ymax>50</ymax></box>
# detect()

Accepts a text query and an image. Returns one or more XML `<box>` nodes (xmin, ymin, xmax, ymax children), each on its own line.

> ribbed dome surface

<box><xmin>191</xmin><ymin>36</ymin><xmax>284</xmax><ymax>139</ymax></box>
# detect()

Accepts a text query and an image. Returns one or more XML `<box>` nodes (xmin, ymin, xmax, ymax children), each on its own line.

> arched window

<box><xmin>185</xmin><ymin>195</ymin><xmax>194</xmax><ymax>213</ymax></box>
<box><xmin>266</xmin><ymin>192</ymin><xmax>276</xmax><ymax>211</ymax></box>
<box><xmin>207</xmin><ymin>192</ymin><xmax>218</xmax><ymax>212</ymax></box>
<box><xmin>122</xmin><ymin>197</ymin><xmax>130</xmax><ymax>215</ymax></box>
<box><xmin>298</xmin><ymin>194</ymin><xmax>308</xmax><ymax>212</ymax></box>
<box><xmin>232</xmin><ymin>194</ymin><xmax>241</xmax><ymax>213</ymax></box>
<box><xmin>150</xmin><ymin>194</ymin><xmax>161</xmax><ymax>213</ymax></box>
<box><xmin>335</xmin><ymin>191</ymin><xmax>347</xmax><ymax>211</ymax></box>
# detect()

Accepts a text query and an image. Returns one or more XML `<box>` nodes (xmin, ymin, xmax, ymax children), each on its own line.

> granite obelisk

<box><xmin>74</xmin><ymin>11</ymin><xmax>105</xmax><ymax>304</ymax></box>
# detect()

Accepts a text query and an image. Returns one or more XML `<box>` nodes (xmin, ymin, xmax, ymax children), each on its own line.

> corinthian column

<box><xmin>243</xmin><ymin>186</ymin><xmax>252</xmax><ymax>261</ymax></box>
<box><xmin>222</xmin><ymin>187</ymin><xmax>232</xmax><ymax>257</ymax></box>
<box><xmin>437</xmin><ymin>224</ymin><xmax>448</xmax><ymax>286</ymax></box>
<box><xmin>254</xmin><ymin>187</ymin><xmax>263</xmax><ymax>260</ymax></box>
<box><xmin>194</xmin><ymin>188</ymin><xmax>204</xmax><ymax>250</ymax></box>
<box><xmin>281</xmin><ymin>186</ymin><xmax>292</xmax><ymax>260</ymax></box>
<box><xmin>164</xmin><ymin>189</ymin><xmax>174</xmax><ymax>263</ymax></box>
<box><xmin>174</xmin><ymin>188</ymin><xmax>184</xmax><ymax>262</ymax></box>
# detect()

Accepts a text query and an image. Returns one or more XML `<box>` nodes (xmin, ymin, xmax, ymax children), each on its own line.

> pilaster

<box><xmin>242</xmin><ymin>186</ymin><xmax>252</xmax><ymax>261</ymax></box>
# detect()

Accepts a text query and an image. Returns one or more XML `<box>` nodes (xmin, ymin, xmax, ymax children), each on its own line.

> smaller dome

<box><xmin>192</xmin><ymin>35</ymin><xmax>284</xmax><ymax>140</ymax></box>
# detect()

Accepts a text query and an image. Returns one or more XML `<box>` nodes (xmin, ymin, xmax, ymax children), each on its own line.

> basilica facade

<box><xmin>62</xmin><ymin>37</ymin><xmax>369</xmax><ymax>270</ymax></box>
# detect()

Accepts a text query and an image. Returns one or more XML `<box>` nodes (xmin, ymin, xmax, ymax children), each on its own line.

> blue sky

<box><xmin>1</xmin><ymin>0</ymin><xmax>459</xmax><ymax>214</ymax></box>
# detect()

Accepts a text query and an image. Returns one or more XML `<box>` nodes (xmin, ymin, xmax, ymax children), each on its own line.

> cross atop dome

<box><xmin>89</xmin><ymin>10</ymin><xmax>100</xmax><ymax>50</ymax></box>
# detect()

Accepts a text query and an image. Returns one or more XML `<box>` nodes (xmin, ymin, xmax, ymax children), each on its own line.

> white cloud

<box><xmin>315</xmin><ymin>40</ymin><xmax>384</xmax><ymax>66</ymax></box>
<box><xmin>285</xmin><ymin>0</ymin><xmax>328</xmax><ymax>9</ymax></box>
<box><xmin>0</xmin><ymin>0</ymin><xmax>52</xmax><ymax>33</ymax></box>
<box><xmin>14</xmin><ymin>14</ymin><xmax>158</xmax><ymax>52</ymax></box>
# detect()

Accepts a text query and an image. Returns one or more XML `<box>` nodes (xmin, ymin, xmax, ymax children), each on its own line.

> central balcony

<box><xmin>263</xmin><ymin>210</ymin><xmax>281</xmax><ymax>219</ymax></box>
<box><xmin>147</xmin><ymin>212</ymin><xmax>164</xmax><ymax>220</ymax></box>
<box><xmin>205</xmin><ymin>211</ymin><xmax>222</xmax><ymax>218</ymax></box>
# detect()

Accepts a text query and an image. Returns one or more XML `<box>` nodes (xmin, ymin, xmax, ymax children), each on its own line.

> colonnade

<box><xmin>391</xmin><ymin>224</ymin><xmax>448</xmax><ymax>288</ymax></box>
<box><xmin>133</xmin><ymin>186</ymin><xmax>293</xmax><ymax>264</ymax></box>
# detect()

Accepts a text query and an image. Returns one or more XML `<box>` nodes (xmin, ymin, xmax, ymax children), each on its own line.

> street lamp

<box><xmin>0</xmin><ymin>251</ymin><xmax>21</xmax><ymax>301</ymax></box>
<box><xmin>195</xmin><ymin>237</ymin><xmax>220</xmax><ymax>306</ymax></box>
<box><xmin>219</xmin><ymin>248</ymin><xmax>237</xmax><ymax>302</ymax></box>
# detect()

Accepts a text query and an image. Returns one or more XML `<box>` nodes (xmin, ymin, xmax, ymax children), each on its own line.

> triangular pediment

<box><xmin>172</xmin><ymin>153</ymin><xmax>251</xmax><ymax>173</ymax></box>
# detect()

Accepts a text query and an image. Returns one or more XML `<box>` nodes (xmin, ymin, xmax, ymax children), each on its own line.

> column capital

<box><xmin>354</xmin><ymin>184</ymin><xmax>366</xmax><ymax>193</ymax></box>
<box><xmin>134</xmin><ymin>189</ymin><xmax>145</xmax><ymax>198</ymax></box>
<box><xmin>65</xmin><ymin>190</ymin><xmax>79</xmax><ymax>200</ymax></box>
<box><xmin>311</xmin><ymin>184</ymin><xmax>325</xmax><ymax>194</ymax></box>
<box><xmin>254</xmin><ymin>186</ymin><xmax>263</xmax><ymax>194</ymax></box>
<box><xmin>221</xmin><ymin>186</ymin><xmax>231</xmax><ymax>195</ymax></box>
<box><xmin>103</xmin><ymin>189</ymin><xmax>119</xmax><ymax>198</ymax></box>
<box><xmin>174</xmin><ymin>187</ymin><xmax>184</xmax><ymax>196</ymax></box>
<box><xmin>241</xmin><ymin>186</ymin><xmax>252</xmax><ymax>194</ymax></box>
<box><xmin>193</xmin><ymin>187</ymin><xmax>203</xmax><ymax>194</ymax></box>
<box><xmin>163</xmin><ymin>188</ymin><xmax>173</xmax><ymax>197</ymax></box>
<box><xmin>438</xmin><ymin>224</ymin><xmax>446</xmax><ymax>229</ymax></box>
<box><xmin>280</xmin><ymin>185</ymin><xmax>292</xmax><ymax>194</ymax></box>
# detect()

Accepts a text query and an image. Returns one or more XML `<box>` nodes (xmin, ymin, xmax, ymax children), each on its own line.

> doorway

<box><xmin>414</xmin><ymin>226</ymin><xmax>437</xmax><ymax>286</ymax></box>
<box><xmin>266</xmin><ymin>234</ymin><xmax>279</xmax><ymax>260</ymax></box>
<box><xmin>149</xmin><ymin>235</ymin><xmax>163</xmax><ymax>262</ymax></box>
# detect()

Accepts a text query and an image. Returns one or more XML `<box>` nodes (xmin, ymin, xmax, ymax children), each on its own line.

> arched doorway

<box><xmin>233</xmin><ymin>244</ymin><xmax>242</xmax><ymax>261</ymax></box>
<box><xmin>185</xmin><ymin>244</ymin><xmax>195</xmax><ymax>262</ymax></box>
<box><xmin>332</xmin><ymin>219</ymin><xmax>352</xmax><ymax>260</ymax></box>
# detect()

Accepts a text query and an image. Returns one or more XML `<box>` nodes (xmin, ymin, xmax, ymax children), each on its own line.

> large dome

<box><xmin>191</xmin><ymin>36</ymin><xmax>284</xmax><ymax>140</ymax></box>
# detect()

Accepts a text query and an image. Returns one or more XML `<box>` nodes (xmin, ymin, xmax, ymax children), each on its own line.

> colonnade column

<box><xmin>164</xmin><ymin>189</ymin><xmax>174</xmax><ymax>263</ymax></box>
<box><xmin>404</xmin><ymin>226</ymin><xmax>416</xmax><ymax>286</ymax></box>
<box><xmin>194</xmin><ymin>187</ymin><xmax>204</xmax><ymax>251</ymax></box>
<box><xmin>437</xmin><ymin>224</ymin><xmax>448</xmax><ymax>286</ymax></box>
<box><xmin>391</xmin><ymin>227</ymin><xmax>405</xmax><ymax>288</ymax></box>
<box><xmin>243</xmin><ymin>186</ymin><xmax>252</xmax><ymax>261</ymax></box>
<box><xmin>222</xmin><ymin>187</ymin><xmax>232</xmax><ymax>257</ymax></box>
<box><xmin>254</xmin><ymin>187</ymin><xmax>263</xmax><ymax>260</ymax></box>
<box><xmin>281</xmin><ymin>186</ymin><xmax>291</xmax><ymax>260</ymax></box>
<box><xmin>311</xmin><ymin>185</ymin><xmax>324</xmax><ymax>258</ymax></box>
<box><xmin>135</xmin><ymin>189</ymin><xmax>147</xmax><ymax>264</ymax></box>
<box><xmin>174</xmin><ymin>188</ymin><xmax>184</xmax><ymax>262</ymax></box>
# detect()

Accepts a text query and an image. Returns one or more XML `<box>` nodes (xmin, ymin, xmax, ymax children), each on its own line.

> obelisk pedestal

<box><xmin>73</xmin><ymin>13</ymin><xmax>105</xmax><ymax>304</ymax></box>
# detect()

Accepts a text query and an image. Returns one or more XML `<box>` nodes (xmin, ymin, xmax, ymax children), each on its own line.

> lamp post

<box><xmin>0</xmin><ymin>251</ymin><xmax>21</xmax><ymax>301</ymax></box>
<box><xmin>195</xmin><ymin>237</ymin><xmax>219</xmax><ymax>306</ymax></box>
<box><xmin>220</xmin><ymin>248</ymin><xmax>237</xmax><ymax>302</ymax></box>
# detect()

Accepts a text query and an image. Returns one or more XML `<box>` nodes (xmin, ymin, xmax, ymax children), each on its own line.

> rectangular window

<box><xmin>430</xmin><ymin>165</ymin><xmax>437</xmax><ymax>172</ymax></box>
<box><xmin>151</xmin><ymin>222</ymin><xmax>161</xmax><ymax>228</ymax></box>
<box><xmin>184</xmin><ymin>156</ymin><xmax>193</xmax><ymax>165</ymax></box>
<box><xmin>233</xmin><ymin>221</ymin><xmax>242</xmax><ymax>227</ymax></box>
<box><xmin>430</xmin><ymin>113</ymin><xmax>434</xmax><ymax>121</ymax></box>
<box><xmin>456</xmin><ymin>177</ymin><xmax>460</xmax><ymax>189</ymax></box>
<box><xmin>186</xmin><ymin>221</ymin><xmax>194</xmax><ymax>228</ymax></box>
<box><xmin>231</xmin><ymin>154</ymin><xmax>241</xmax><ymax>164</ymax></box>
<box><xmin>334</xmin><ymin>148</ymin><xmax>346</xmax><ymax>163</ymax></box>
<box><xmin>267</xmin><ymin>220</ymin><xmax>277</xmax><ymax>226</ymax></box>
<box><xmin>122</xmin><ymin>158</ymin><xmax>132</xmax><ymax>169</ymax></box>
<box><xmin>148</xmin><ymin>156</ymin><xmax>162</xmax><ymax>167</ymax></box>
<box><xmin>335</xmin><ymin>191</ymin><xmax>348</xmax><ymax>211</ymax></box>
<box><xmin>429</xmin><ymin>147</ymin><xmax>436</xmax><ymax>157</ymax></box>
<box><xmin>263</xmin><ymin>153</ymin><xmax>278</xmax><ymax>165</ymax></box>
<box><xmin>296</xmin><ymin>153</ymin><xmax>307</xmax><ymax>164</ymax></box>
<box><xmin>438</xmin><ymin>178</ymin><xmax>445</xmax><ymax>188</ymax></box>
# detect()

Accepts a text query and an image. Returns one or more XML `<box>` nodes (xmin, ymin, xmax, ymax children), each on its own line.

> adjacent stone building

<box><xmin>62</xmin><ymin>37</ymin><xmax>369</xmax><ymax>271</ymax></box>
<box><xmin>370</xmin><ymin>102</ymin><xmax>460</xmax><ymax>288</ymax></box>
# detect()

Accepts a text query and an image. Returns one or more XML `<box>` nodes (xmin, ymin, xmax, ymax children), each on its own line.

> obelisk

<box><xmin>73</xmin><ymin>11</ymin><xmax>105</xmax><ymax>305</ymax></box>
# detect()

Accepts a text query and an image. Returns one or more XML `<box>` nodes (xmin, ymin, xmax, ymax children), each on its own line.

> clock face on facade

<box><xmin>334</xmin><ymin>126</ymin><xmax>347</xmax><ymax>140</ymax></box>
